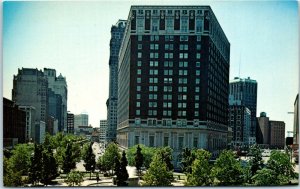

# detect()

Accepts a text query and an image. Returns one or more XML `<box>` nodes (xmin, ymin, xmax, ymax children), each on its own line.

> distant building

<box><xmin>35</xmin><ymin>121</ymin><xmax>46</xmax><ymax>144</ymax></box>
<box><xmin>106</xmin><ymin>20</ymin><xmax>127</xmax><ymax>142</ymax></box>
<box><xmin>46</xmin><ymin>116</ymin><xmax>58</xmax><ymax>135</ymax></box>
<box><xmin>100</xmin><ymin>120</ymin><xmax>107</xmax><ymax>143</ymax></box>
<box><xmin>3</xmin><ymin>98</ymin><xmax>26</xmax><ymax>147</ymax></box>
<box><xmin>67</xmin><ymin>112</ymin><xmax>75</xmax><ymax>134</ymax></box>
<box><xmin>12</xmin><ymin>68</ymin><xmax>48</xmax><ymax>127</ymax></box>
<box><xmin>19</xmin><ymin>105</ymin><xmax>36</xmax><ymax>142</ymax></box>
<box><xmin>229</xmin><ymin>77</ymin><xmax>257</xmax><ymax>139</ymax></box>
<box><xmin>74</xmin><ymin>113</ymin><xmax>89</xmax><ymax>133</ymax></box>
<box><xmin>228</xmin><ymin>105</ymin><xmax>251</xmax><ymax>147</ymax></box>
<box><xmin>76</xmin><ymin>125</ymin><xmax>93</xmax><ymax>137</ymax></box>
<box><xmin>44</xmin><ymin>68</ymin><xmax>68</xmax><ymax>132</ymax></box>
<box><xmin>269</xmin><ymin>121</ymin><xmax>285</xmax><ymax>149</ymax></box>
<box><xmin>293</xmin><ymin>94</ymin><xmax>299</xmax><ymax>148</ymax></box>
<box><xmin>257</xmin><ymin>112</ymin><xmax>285</xmax><ymax>149</ymax></box>
<box><xmin>117</xmin><ymin>5</ymin><xmax>230</xmax><ymax>165</ymax></box>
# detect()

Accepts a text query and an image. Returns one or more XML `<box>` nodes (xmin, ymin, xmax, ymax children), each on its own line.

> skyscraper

<box><xmin>229</xmin><ymin>77</ymin><xmax>257</xmax><ymax>138</ymax></box>
<box><xmin>67</xmin><ymin>112</ymin><xmax>75</xmax><ymax>134</ymax></box>
<box><xmin>44</xmin><ymin>68</ymin><xmax>68</xmax><ymax>132</ymax></box>
<box><xmin>100</xmin><ymin>120</ymin><xmax>107</xmax><ymax>143</ymax></box>
<box><xmin>117</xmin><ymin>6</ymin><xmax>230</xmax><ymax>162</ymax></box>
<box><xmin>106</xmin><ymin>20</ymin><xmax>126</xmax><ymax>142</ymax></box>
<box><xmin>12</xmin><ymin>68</ymin><xmax>49</xmax><ymax>126</ymax></box>
<box><xmin>74</xmin><ymin>113</ymin><xmax>89</xmax><ymax>133</ymax></box>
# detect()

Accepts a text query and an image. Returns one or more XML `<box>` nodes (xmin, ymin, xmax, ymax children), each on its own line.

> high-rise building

<box><xmin>293</xmin><ymin>94</ymin><xmax>299</xmax><ymax>147</ymax></box>
<box><xmin>106</xmin><ymin>20</ymin><xmax>127</xmax><ymax>142</ymax></box>
<box><xmin>228</xmin><ymin>105</ymin><xmax>251</xmax><ymax>147</ymax></box>
<box><xmin>19</xmin><ymin>105</ymin><xmax>36</xmax><ymax>142</ymax></box>
<box><xmin>67</xmin><ymin>112</ymin><xmax>75</xmax><ymax>134</ymax></box>
<box><xmin>257</xmin><ymin>112</ymin><xmax>285</xmax><ymax>149</ymax></box>
<box><xmin>117</xmin><ymin>6</ymin><xmax>230</xmax><ymax>162</ymax></box>
<box><xmin>44</xmin><ymin>68</ymin><xmax>68</xmax><ymax>132</ymax></box>
<box><xmin>12</xmin><ymin>68</ymin><xmax>49</xmax><ymax>125</ymax></box>
<box><xmin>100</xmin><ymin>120</ymin><xmax>107</xmax><ymax>143</ymax></box>
<box><xmin>3</xmin><ymin>97</ymin><xmax>26</xmax><ymax>146</ymax></box>
<box><xmin>229</xmin><ymin>77</ymin><xmax>257</xmax><ymax>138</ymax></box>
<box><xmin>74</xmin><ymin>113</ymin><xmax>89</xmax><ymax>133</ymax></box>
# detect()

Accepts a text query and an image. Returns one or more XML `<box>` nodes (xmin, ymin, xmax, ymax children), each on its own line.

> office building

<box><xmin>100</xmin><ymin>120</ymin><xmax>107</xmax><ymax>143</ymax></box>
<box><xmin>229</xmin><ymin>77</ymin><xmax>257</xmax><ymax>138</ymax></box>
<box><xmin>19</xmin><ymin>105</ymin><xmax>36</xmax><ymax>142</ymax></box>
<box><xmin>257</xmin><ymin>112</ymin><xmax>285</xmax><ymax>149</ymax></box>
<box><xmin>106</xmin><ymin>20</ymin><xmax>127</xmax><ymax>142</ymax></box>
<box><xmin>74</xmin><ymin>113</ymin><xmax>89</xmax><ymax>134</ymax></box>
<box><xmin>44</xmin><ymin>68</ymin><xmax>68</xmax><ymax>132</ymax></box>
<box><xmin>67</xmin><ymin>112</ymin><xmax>75</xmax><ymax>134</ymax></box>
<box><xmin>228</xmin><ymin>105</ymin><xmax>251</xmax><ymax>147</ymax></box>
<box><xmin>3</xmin><ymin>98</ymin><xmax>26</xmax><ymax>146</ymax></box>
<box><xmin>117</xmin><ymin>6</ymin><xmax>230</xmax><ymax>162</ymax></box>
<box><xmin>293</xmin><ymin>94</ymin><xmax>299</xmax><ymax>147</ymax></box>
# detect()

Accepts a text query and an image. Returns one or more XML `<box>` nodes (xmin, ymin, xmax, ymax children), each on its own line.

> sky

<box><xmin>2</xmin><ymin>1</ymin><xmax>299</xmax><ymax>136</ymax></box>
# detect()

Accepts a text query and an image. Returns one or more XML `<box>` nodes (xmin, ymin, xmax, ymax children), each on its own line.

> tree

<box><xmin>135</xmin><ymin>145</ymin><xmax>144</xmax><ymax>176</ymax></box>
<box><xmin>28</xmin><ymin>143</ymin><xmax>43</xmax><ymax>185</ymax></box>
<box><xmin>9</xmin><ymin>143</ymin><xmax>34</xmax><ymax>176</ymax></box>
<box><xmin>143</xmin><ymin>152</ymin><xmax>174</xmax><ymax>186</ymax></box>
<box><xmin>117</xmin><ymin>151</ymin><xmax>129</xmax><ymax>186</ymax></box>
<box><xmin>157</xmin><ymin>147</ymin><xmax>174</xmax><ymax>171</ymax></box>
<box><xmin>41</xmin><ymin>146</ymin><xmax>59</xmax><ymax>186</ymax></box>
<box><xmin>248</xmin><ymin>144</ymin><xmax>263</xmax><ymax>178</ymax></box>
<box><xmin>211</xmin><ymin>150</ymin><xmax>243</xmax><ymax>186</ymax></box>
<box><xmin>62</xmin><ymin>143</ymin><xmax>76</xmax><ymax>174</ymax></box>
<box><xmin>100</xmin><ymin>142</ymin><xmax>120</xmax><ymax>175</ymax></box>
<box><xmin>252</xmin><ymin>168</ymin><xmax>277</xmax><ymax>186</ymax></box>
<box><xmin>186</xmin><ymin>149</ymin><xmax>212</xmax><ymax>186</ymax></box>
<box><xmin>127</xmin><ymin>144</ymin><xmax>156</xmax><ymax>169</ymax></box>
<box><xmin>265</xmin><ymin>150</ymin><xmax>297</xmax><ymax>184</ymax></box>
<box><xmin>181</xmin><ymin>148</ymin><xmax>196</xmax><ymax>174</ymax></box>
<box><xmin>3</xmin><ymin>157</ymin><xmax>23</xmax><ymax>187</ymax></box>
<box><xmin>64</xmin><ymin>171</ymin><xmax>84</xmax><ymax>186</ymax></box>
<box><xmin>83</xmin><ymin>142</ymin><xmax>96</xmax><ymax>179</ymax></box>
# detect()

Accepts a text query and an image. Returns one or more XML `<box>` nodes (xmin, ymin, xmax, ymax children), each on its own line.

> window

<box><xmin>196</xmin><ymin>62</ymin><xmax>200</xmax><ymax>67</ymax></box>
<box><xmin>137</xmin><ymin>94</ymin><xmax>141</xmax><ymax>99</ymax></box>
<box><xmin>137</xmin><ymin>61</ymin><xmax>142</xmax><ymax>66</ymax></box>
<box><xmin>196</xmin><ymin>70</ymin><xmax>200</xmax><ymax>76</ymax></box>
<box><xmin>136</xmin><ymin>102</ymin><xmax>140</xmax><ymax>107</ymax></box>
<box><xmin>137</xmin><ymin>77</ymin><xmax>141</xmax><ymax>83</ymax></box>
<box><xmin>196</xmin><ymin>53</ymin><xmax>201</xmax><ymax>59</ymax></box>
<box><xmin>138</xmin><ymin>52</ymin><xmax>142</xmax><ymax>58</ymax></box>
<box><xmin>197</xmin><ymin>36</ymin><xmax>201</xmax><ymax>41</ymax></box>
<box><xmin>180</xmin><ymin>35</ymin><xmax>188</xmax><ymax>41</ymax></box>
<box><xmin>196</xmin><ymin>44</ymin><xmax>201</xmax><ymax>50</ymax></box>
<box><xmin>138</xmin><ymin>35</ymin><xmax>142</xmax><ymax>41</ymax></box>
<box><xmin>181</xmin><ymin>17</ymin><xmax>188</xmax><ymax>32</ymax></box>
<box><xmin>138</xmin><ymin>44</ymin><xmax>142</xmax><ymax>50</ymax></box>
<box><xmin>149</xmin><ymin>136</ymin><xmax>155</xmax><ymax>147</ymax></box>
<box><xmin>164</xmin><ymin>61</ymin><xmax>173</xmax><ymax>67</ymax></box>
<box><xmin>196</xmin><ymin>78</ymin><xmax>200</xmax><ymax>84</ymax></box>
<box><xmin>195</xmin><ymin>87</ymin><xmax>199</xmax><ymax>92</ymax></box>
<box><xmin>136</xmin><ymin>110</ymin><xmax>140</xmax><ymax>115</ymax></box>
<box><xmin>164</xmin><ymin>137</ymin><xmax>169</xmax><ymax>146</ymax></box>
<box><xmin>178</xmin><ymin>137</ymin><xmax>184</xmax><ymax>149</ymax></box>
<box><xmin>137</xmin><ymin>69</ymin><xmax>141</xmax><ymax>75</ymax></box>
<box><xmin>135</xmin><ymin>136</ymin><xmax>140</xmax><ymax>145</ymax></box>
<box><xmin>196</xmin><ymin>18</ymin><xmax>203</xmax><ymax>33</ymax></box>
<box><xmin>195</xmin><ymin>103</ymin><xmax>199</xmax><ymax>108</ymax></box>
<box><xmin>194</xmin><ymin>111</ymin><xmax>199</xmax><ymax>116</ymax></box>
<box><xmin>193</xmin><ymin>137</ymin><xmax>198</xmax><ymax>148</ymax></box>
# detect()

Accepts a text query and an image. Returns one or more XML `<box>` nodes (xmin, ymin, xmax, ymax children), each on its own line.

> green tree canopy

<box><xmin>186</xmin><ymin>149</ymin><xmax>212</xmax><ymax>186</ymax></box>
<box><xmin>181</xmin><ymin>148</ymin><xmax>196</xmax><ymax>174</ymax></box>
<box><xmin>212</xmin><ymin>150</ymin><xmax>243</xmax><ymax>186</ymax></box>
<box><xmin>156</xmin><ymin>146</ymin><xmax>174</xmax><ymax>171</ymax></box>
<box><xmin>3</xmin><ymin>157</ymin><xmax>23</xmax><ymax>187</ymax></box>
<box><xmin>28</xmin><ymin>143</ymin><xmax>43</xmax><ymax>185</ymax></box>
<box><xmin>135</xmin><ymin>145</ymin><xmax>144</xmax><ymax>176</ymax></box>
<box><xmin>142</xmin><ymin>151</ymin><xmax>174</xmax><ymax>186</ymax></box>
<box><xmin>252</xmin><ymin>168</ymin><xmax>277</xmax><ymax>186</ymax></box>
<box><xmin>248</xmin><ymin>144</ymin><xmax>263</xmax><ymax>177</ymax></box>
<box><xmin>265</xmin><ymin>150</ymin><xmax>297</xmax><ymax>184</ymax></box>
<box><xmin>83</xmin><ymin>142</ymin><xmax>96</xmax><ymax>179</ymax></box>
<box><xmin>41</xmin><ymin>146</ymin><xmax>59</xmax><ymax>186</ymax></box>
<box><xmin>99</xmin><ymin>142</ymin><xmax>120</xmax><ymax>175</ymax></box>
<box><xmin>64</xmin><ymin>171</ymin><xmax>84</xmax><ymax>186</ymax></box>
<box><xmin>9</xmin><ymin>143</ymin><xmax>34</xmax><ymax>176</ymax></box>
<box><xmin>62</xmin><ymin>143</ymin><xmax>77</xmax><ymax>174</ymax></box>
<box><xmin>126</xmin><ymin>144</ymin><xmax>156</xmax><ymax>169</ymax></box>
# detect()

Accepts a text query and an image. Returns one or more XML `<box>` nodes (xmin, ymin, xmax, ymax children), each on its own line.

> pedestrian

<box><xmin>96</xmin><ymin>173</ymin><xmax>100</xmax><ymax>183</ymax></box>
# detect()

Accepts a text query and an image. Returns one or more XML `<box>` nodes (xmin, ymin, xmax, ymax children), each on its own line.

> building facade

<box><xmin>269</xmin><ymin>121</ymin><xmax>285</xmax><ymax>148</ymax></box>
<box><xmin>19</xmin><ymin>105</ymin><xmax>36</xmax><ymax>142</ymax></box>
<box><xmin>100</xmin><ymin>120</ymin><xmax>108</xmax><ymax>143</ymax></box>
<box><xmin>228</xmin><ymin>105</ymin><xmax>251</xmax><ymax>147</ymax></box>
<box><xmin>293</xmin><ymin>94</ymin><xmax>299</xmax><ymax>147</ymax></box>
<box><xmin>74</xmin><ymin>113</ymin><xmax>89</xmax><ymax>133</ymax></box>
<box><xmin>229</xmin><ymin>77</ymin><xmax>257</xmax><ymax>138</ymax></box>
<box><xmin>3</xmin><ymin>98</ymin><xmax>26</xmax><ymax>146</ymax></box>
<box><xmin>106</xmin><ymin>20</ymin><xmax>127</xmax><ymax>142</ymax></box>
<box><xmin>117</xmin><ymin>6</ymin><xmax>230</xmax><ymax>162</ymax></box>
<box><xmin>44</xmin><ymin>68</ymin><xmax>68</xmax><ymax>132</ymax></box>
<box><xmin>257</xmin><ymin>112</ymin><xmax>285</xmax><ymax>149</ymax></box>
<box><xmin>67</xmin><ymin>112</ymin><xmax>75</xmax><ymax>134</ymax></box>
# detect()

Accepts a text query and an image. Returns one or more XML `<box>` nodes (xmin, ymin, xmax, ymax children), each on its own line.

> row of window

<box><xmin>137</xmin><ymin>69</ymin><xmax>201</xmax><ymax>76</ymax></box>
<box><xmin>138</xmin><ymin>35</ymin><xmax>202</xmax><ymax>42</ymax></box>
<box><xmin>136</xmin><ymin>93</ymin><xmax>200</xmax><ymax>101</ymax></box>
<box><xmin>138</xmin><ymin>52</ymin><xmax>201</xmax><ymax>59</ymax></box>
<box><xmin>137</xmin><ymin>60</ymin><xmax>201</xmax><ymax>68</ymax></box>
